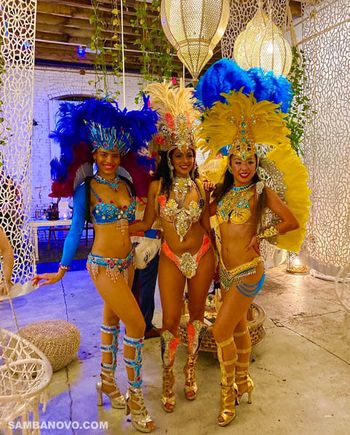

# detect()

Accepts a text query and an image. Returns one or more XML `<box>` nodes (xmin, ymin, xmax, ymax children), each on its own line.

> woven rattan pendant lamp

<box><xmin>161</xmin><ymin>0</ymin><xmax>230</xmax><ymax>80</ymax></box>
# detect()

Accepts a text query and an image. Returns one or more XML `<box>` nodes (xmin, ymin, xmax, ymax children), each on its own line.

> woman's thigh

<box><xmin>158</xmin><ymin>252</ymin><xmax>186</xmax><ymax>332</ymax></box>
<box><xmin>187</xmin><ymin>247</ymin><xmax>215</xmax><ymax>320</ymax></box>
<box><xmin>92</xmin><ymin>268</ymin><xmax>145</xmax><ymax>337</ymax></box>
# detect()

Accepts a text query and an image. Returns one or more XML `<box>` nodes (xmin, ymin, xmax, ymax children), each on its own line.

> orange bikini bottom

<box><xmin>161</xmin><ymin>234</ymin><xmax>211</xmax><ymax>279</ymax></box>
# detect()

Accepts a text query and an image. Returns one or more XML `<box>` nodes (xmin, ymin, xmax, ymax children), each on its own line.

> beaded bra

<box><xmin>216</xmin><ymin>182</ymin><xmax>255</xmax><ymax>225</ymax></box>
<box><xmin>158</xmin><ymin>180</ymin><xmax>204</xmax><ymax>242</ymax></box>
<box><xmin>90</xmin><ymin>186</ymin><xmax>136</xmax><ymax>224</ymax></box>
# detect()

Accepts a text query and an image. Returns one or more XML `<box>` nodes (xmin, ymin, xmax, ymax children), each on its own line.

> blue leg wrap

<box><xmin>236</xmin><ymin>273</ymin><xmax>266</xmax><ymax>297</ymax></box>
<box><xmin>100</xmin><ymin>324</ymin><xmax>120</xmax><ymax>372</ymax></box>
<box><xmin>123</xmin><ymin>335</ymin><xmax>144</xmax><ymax>389</ymax></box>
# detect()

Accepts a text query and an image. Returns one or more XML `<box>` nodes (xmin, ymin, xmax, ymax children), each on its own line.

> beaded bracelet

<box><xmin>59</xmin><ymin>264</ymin><xmax>70</xmax><ymax>272</ymax></box>
<box><xmin>257</xmin><ymin>225</ymin><xmax>279</xmax><ymax>242</ymax></box>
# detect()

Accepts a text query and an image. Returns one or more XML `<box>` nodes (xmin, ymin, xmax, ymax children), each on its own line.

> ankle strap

<box><xmin>101</xmin><ymin>367</ymin><xmax>116</xmax><ymax>381</ymax></box>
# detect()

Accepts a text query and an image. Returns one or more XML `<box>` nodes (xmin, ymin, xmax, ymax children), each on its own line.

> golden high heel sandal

<box><xmin>184</xmin><ymin>320</ymin><xmax>207</xmax><ymax>400</ymax></box>
<box><xmin>216</xmin><ymin>337</ymin><xmax>238</xmax><ymax>427</ymax></box>
<box><xmin>161</xmin><ymin>330</ymin><xmax>179</xmax><ymax>412</ymax></box>
<box><xmin>123</xmin><ymin>335</ymin><xmax>155</xmax><ymax>433</ymax></box>
<box><xmin>125</xmin><ymin>387</ymin><xmax>155</xmax><ymax>433</ymax></box>
<box><xmin>236</xmin><ymin>372</ymin><xmax>254</xmax><ymax>404</ymax></box>
<box><xmin>97</xmin><ymin>324</ymin><xmax>125</xmax><ymax>409</ymax></box>
<box><xmin>96</xmin><ymin>370</ymin><xmax>125</xmax><ymax>409</ymax></box>
<box><xmin>234</xmin><ymin>330</ymin><xmax>254</xmax><ymax>404</ymax></box>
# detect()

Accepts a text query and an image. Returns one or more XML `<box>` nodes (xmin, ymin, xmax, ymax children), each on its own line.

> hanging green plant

<box><xmin>287</xmin><ymin>46</ymin><xmax>316</xmax><ymax>156</ymax></box>
<box><xmin>89</xmin><ymin>1</ymin><xmax>124</xmax><ymax>99</ymax></box>
<box><xmin>89</xmin><ymin>0</ymin><xmax>108</xmax><ymax>96</ymax></box>
<box><xmin>108</xmin><ymin>3</ymin><xmax>124</xmax><ymax>97</ymax></box>
<box><xmin>130</xmin><ymin>0</ymin><xmax>180</xmax><ymax>84</ymax></box>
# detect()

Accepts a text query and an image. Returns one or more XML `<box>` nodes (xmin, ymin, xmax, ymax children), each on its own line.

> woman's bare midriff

<box><xmin>219</xmin><ymin>221</ymin><xmax>259</xmax><ymax>270</ymax></box>
<box><xmin>92</xmin><ymin>223</ymin><xmax>133</xmax><ymax>258</ymax></box>
<box><xmin>161</xmin><ymin>220</ymin><xmax>207</xmax><ymax>255</ymax></box>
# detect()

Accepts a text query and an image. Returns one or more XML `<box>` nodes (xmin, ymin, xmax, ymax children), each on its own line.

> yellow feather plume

<box><xmin>198</xmin><ymin>92</ymin><xmax>290</xmax><ymax>158</ymax></box>
<box><xmin>267</xmin><ymin>142</ymin><xmax>311</xmax><ymax>252</ymax></box>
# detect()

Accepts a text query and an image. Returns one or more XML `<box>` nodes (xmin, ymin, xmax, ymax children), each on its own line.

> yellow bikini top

<box><xmin>216</xmin><ymin>182</ymin><xmax>255</xmax><ymax>225</ymax></box>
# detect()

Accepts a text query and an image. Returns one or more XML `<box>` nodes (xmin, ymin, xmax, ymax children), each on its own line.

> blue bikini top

<box><xmin>91</xmin><ymin>186</ymin><xmax>136</xmax><ymax>224</ymax></box>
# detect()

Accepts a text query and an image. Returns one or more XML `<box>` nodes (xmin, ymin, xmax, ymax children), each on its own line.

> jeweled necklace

<box><xmin>231</xmin><ymin>182</ymin><xmax>255</xmax><ymax>192</ymax></box>
<box><xmin>95</xmin><ymin>174</ymin><xmax>120</xmax><ymax>191</ymax></box>
<box><xmin>173</xmin><ymin>176</ymin><xmax>192</xmax><ymax>205</ymax></box>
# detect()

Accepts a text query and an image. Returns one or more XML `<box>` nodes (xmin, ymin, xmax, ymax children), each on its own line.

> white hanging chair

<box><xmin>0</xmin><ymin>278</ymin><xmax>52</xmax><ymax>434</ymax></box>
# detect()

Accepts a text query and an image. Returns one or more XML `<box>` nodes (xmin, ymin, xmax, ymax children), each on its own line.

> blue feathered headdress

<box><xmin>49</xmin><ymin>96</ymin><xmax>158</xmax><ymax>197</ymax></box>
<box><xmin>195</xmin><ymin>58</ymin><xmax>292</xmax><ymax>113</ymax></box>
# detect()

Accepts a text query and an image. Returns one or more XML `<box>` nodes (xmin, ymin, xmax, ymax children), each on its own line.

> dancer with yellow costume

<box><xmin>196</xmin><ymin>59</ymin><xmax>310</xmax><ymax>426</ymax></box>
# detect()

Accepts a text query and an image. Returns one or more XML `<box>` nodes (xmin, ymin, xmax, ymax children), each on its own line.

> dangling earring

<box><xmin>190</xmin><ymin>163</ymin><xmax>197</xmax><ymax>179</ymax></box>
<box><xmin>167</xmin><ymin>155</ymin><xmax>174</xmax><ymax>179</ymax></box>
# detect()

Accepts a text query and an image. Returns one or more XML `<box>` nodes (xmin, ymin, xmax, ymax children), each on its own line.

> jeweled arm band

<box><xmin>257</xmin><ymin>225</ymin><xmax>279</xmax><ymax>242</ymax></box>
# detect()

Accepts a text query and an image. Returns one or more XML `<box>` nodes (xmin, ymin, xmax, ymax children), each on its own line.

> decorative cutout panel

<box><xmin>0</xmin><ymin>0</ymin><xmax>37</xmax><ymax>282</ymax></box>
<box><xmin>302</xmin><ymin>0</ymin><xmax>350</xmax><ymax>274</ymax></box>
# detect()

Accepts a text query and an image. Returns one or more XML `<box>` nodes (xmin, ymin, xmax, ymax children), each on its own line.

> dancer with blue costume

<box><xmin>32</xmin><ymin>97</ymin><xmax>158</xmax><ymax>433</ymax></box>
<box><xmin>196</xmin><ymin>59</ymin><xmax>310</xmax><ymax>427</ymax></box>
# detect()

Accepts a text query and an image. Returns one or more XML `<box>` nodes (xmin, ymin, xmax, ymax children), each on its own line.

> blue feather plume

<box><xmin>49</xmin><ymin>96</ymin><xmax>158</xmax><ymax>196</ymax></box>
<box><xmin>195</xmin><ymin>59</ymin><xmax>292</xmax><ymax>113</ymax></box>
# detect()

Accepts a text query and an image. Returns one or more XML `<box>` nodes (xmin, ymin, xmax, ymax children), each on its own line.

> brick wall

<box><xmin>31</xmin><ymin>66</ymin><xmax>143</xmax><ymax>215</ymax></box>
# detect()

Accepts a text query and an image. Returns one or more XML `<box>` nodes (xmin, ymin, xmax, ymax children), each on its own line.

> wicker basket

<box><xmin>19</xmin><ymin>320</ymin><xmax>81</xmax><ymax>372</ymax></box>
<box><xmin>179</xmin><ymin>303</ymin><xmax>266</xmax><ymax>353</ymax></box>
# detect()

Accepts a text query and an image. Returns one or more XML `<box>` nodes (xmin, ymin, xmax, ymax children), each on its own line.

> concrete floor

<box><xmin>1</xmin><ymin>266</ymin><xmax>349</xmax><ymax>435</ymax></box>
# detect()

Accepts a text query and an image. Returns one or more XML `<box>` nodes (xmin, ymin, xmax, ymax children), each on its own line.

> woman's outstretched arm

<box><xmin>32</xmin><ymin>183</ymin><xmax>87</xmax><ymax>287</ymax></box>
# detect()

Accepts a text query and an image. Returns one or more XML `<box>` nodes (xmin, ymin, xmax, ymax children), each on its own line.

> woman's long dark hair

<box><xmin>155</xmin><ymin>149</ymin><xmax>199</xmax><ymax>196</ymax></box>
<box><xmin>213</xmin><ymin>155</ymin><xmax>266</xmax><ymax>229</ymax></box>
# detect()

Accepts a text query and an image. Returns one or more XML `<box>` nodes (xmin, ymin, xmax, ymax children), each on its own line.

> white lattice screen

<box><xmin>301</xmin><ymin>0</ymin><xmax>350</xmax><ymax>276</ymax></box>
<box><xmin>0</xmin><ymin>0</ymin><xmax>37</xmax><ymax>283</ymax></box>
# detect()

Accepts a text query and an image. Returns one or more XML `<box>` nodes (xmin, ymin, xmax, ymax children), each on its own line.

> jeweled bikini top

<box><xmin>216</xmin><ymin>182</ymin><xmax>255</xmax><ymax>225</ymax></box>
<box><xmin>91</xmin><ymin>186</ymin><xmax>136</xmax><ymax>224</ymax></box>
<box><xmin>158</xmin><ymin>179</ymin><xmax>204</xmax><ymax>242</ymax></box>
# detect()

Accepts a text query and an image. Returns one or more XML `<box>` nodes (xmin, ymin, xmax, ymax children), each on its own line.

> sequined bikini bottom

<box><xmin>87</xmin><ymin>249</ymin><xmax>134</xmax><ymax>283</ymax></box>
<box><xmin>219</xmin><ymin>256</ymin><xmax>265</xmax><ymax>296</ymax></box>
<box><xmin>161</xmin><ymin>234</ymin><xmax>211</xmax><ymax>279</ymax></box>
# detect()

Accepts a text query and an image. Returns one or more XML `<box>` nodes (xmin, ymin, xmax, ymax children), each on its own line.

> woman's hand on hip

<box><xmin>246</xmin><ymin>235</ymin><xmax>260</xmax><ymax>254</ymax></box>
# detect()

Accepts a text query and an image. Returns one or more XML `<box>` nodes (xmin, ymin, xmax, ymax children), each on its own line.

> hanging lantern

<box><xmin>161</xmin><ymin>0</ymin><xmax>230</xmax><ymax>81</ymax></box>
<box><xmin>250</xmin><ymin>22</ymin><xmax>292</xmax><ymax>76</ymax></box>
<box><xmin>233</xmin><ymin>7</ymin><xmax>292</xmax><ymax>77</ymax></box>
<box><xmin>233</xmin><ymin>8</ymin><xmax>273</xmax><ymax>70</ymax></box>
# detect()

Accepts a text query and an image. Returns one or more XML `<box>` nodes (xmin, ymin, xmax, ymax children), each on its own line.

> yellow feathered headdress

<box><xmin>145</xmin><ymin>82</ymin><xmax>200</xmax><ymax>153</ymax></box>
<box><xmin>199</xmin><ymin>91</ymin><xmax>310</xmax><ymax>253</ymax></box>
<box><xmin>198</xmin><ymin>91</ymin><xmax>290</xmax><ymax>160</ymax></box>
